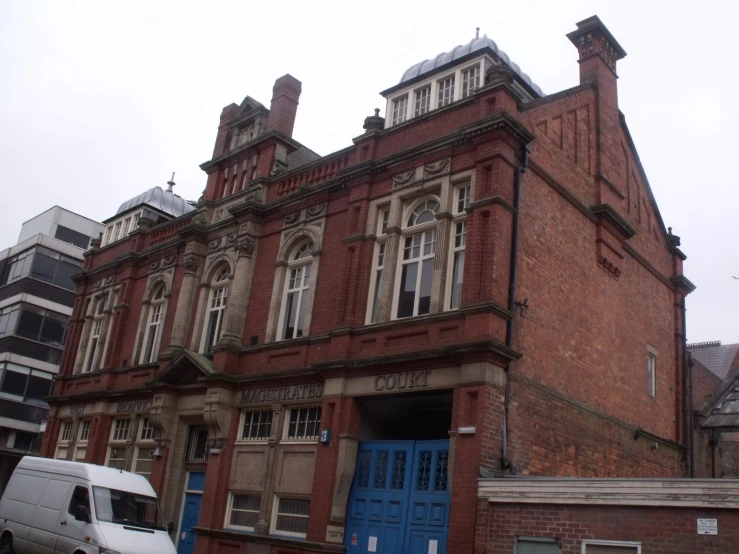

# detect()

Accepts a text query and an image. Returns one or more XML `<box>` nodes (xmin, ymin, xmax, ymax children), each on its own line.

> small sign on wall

<box><xmin>697</xmin><ymin>518</ymin><xmax>718</xmax><ymax>535</ymax></box>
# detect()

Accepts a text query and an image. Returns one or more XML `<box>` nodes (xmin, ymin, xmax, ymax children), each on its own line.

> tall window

<box><xmin>414</xmin><ymin>86</ymin><xmax>431</xmax><ymax>116</ymax></box>
<box><xmin>462</xmin><ymin>65</ymin><xmax>480</xmax><ymax>98</ymax></box>
<box><xmin>132</xmin><ymin>417</ymin><xmax>156</xmax><ymax>480</ymax></box>
<box><xmin>138</xmin><ymin>283</ymin><xmax>166</xmax><ymax>364</ymax></box>
<box><xmin>448</xmin><ymin>184</ymin><xmax>470</xmax><ymax>310</ymax></box>
<box><xmin>438</xmin><ymin>76</ymin><xmax>455</xmax><ymax>107</ymax></box>
<box><xmin>370</xmin><ymin>243</ymin><xmax>386</xmax><ymax>323</ymax></box>
<box><xmin>279</xmin><ymin>242</ymin><xmax>314</xmax><ymax>340</ymax></box>
<box><xmin>84</xmin><ymin>296</ymin><xmax>107</xmax><ymax>373</ymax></box>
<box><xmin>396</xmin><ymin>200</ymin><xmax>439</xmax><ymax>319</ymax></box>
<box><xmin>201</xmin><ymin>267</ymin><xmax>230</xmax><ymax>353</ymax></box>
<box><xmin>647</xmin><ymin>352</ymin><xmax>656</xmax><ymax>397</ymax></box>
<box><xmin>74</xmin><ymin>420</ymin><xmax>92</xmax><ymax>462</ymax></box>
<box><xmin>392</xmin><ymin>96</ymin><xmax>408</xmax><ymax>125</ymax></box>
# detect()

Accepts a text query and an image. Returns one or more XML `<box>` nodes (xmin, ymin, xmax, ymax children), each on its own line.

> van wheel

<box><xmin>0</xmin><ymin>535</ymin><xmax>13</xmax><ymax>554</ymax></box>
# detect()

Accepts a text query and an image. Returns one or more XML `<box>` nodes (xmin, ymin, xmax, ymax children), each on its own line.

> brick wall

<box><xmin>476</xmin><ymin>501</ymin><xmax>739</xmax><ymax>554</ymax></box>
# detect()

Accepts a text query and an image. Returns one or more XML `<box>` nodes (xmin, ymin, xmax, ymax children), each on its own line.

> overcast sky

<box><xmin>1</xmin><ymin>1</ymin><xmax>737</xmax><ymax>344</ymax></box>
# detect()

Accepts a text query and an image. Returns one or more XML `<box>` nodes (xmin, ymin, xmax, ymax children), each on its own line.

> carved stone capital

<box><xmin>181</xmin><ymin>255</ymin><xmax>200</xmax><ymax>274</ymax></box>
<box><xmin>228</xmin><ymin>235</ymin><xmax>256</xmax><ymax>258</ymax></box>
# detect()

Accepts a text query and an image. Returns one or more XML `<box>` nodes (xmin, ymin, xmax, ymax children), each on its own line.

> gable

<box><xmin>149</xmin><ymin>350</ymin><xmax>215</xmax><ymax>386</ymax></box>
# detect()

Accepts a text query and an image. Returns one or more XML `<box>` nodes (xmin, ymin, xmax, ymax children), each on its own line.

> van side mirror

<box><xmin>167</xmin><ymin>521</ymin><xmax>175</xmax><ymax>534</ymax></box>
<box><xmin>75</xmin><ymin>505</ymin><xmax>91</xmax><ymax>523</ymax></box>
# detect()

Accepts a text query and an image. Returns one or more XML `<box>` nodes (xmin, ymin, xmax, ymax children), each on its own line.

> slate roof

<box><xmin>115</xmin><ymin>186</ymin><xmax>196</xmax><ymax>218</ymax></box>
<box><xmin>688</xmin><ymin>341</ymin><xmax>739</xmax><ymax>381</ymax></box>
<box><xmin>702</xmin><ymin>380</ymin><xmax>739</xmax><ymax>428</ymax></box>
<box><xmin>287</xmin><ymin>146</ymin><xmax>321</xmax><ymax>170</ymax></box>
<box><xmin>397</xmin><ymin>35</ymin><xmax>544</xmax><ymax>97</ymax></box>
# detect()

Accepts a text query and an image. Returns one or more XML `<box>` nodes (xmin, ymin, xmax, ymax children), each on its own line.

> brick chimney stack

<box><xmin>266</xmin><ymin>74</ymin><xmax>302</xmax><ymax>138</ymax></box>
<box><xmin>567</xmin><ymin>16</ymin><xmax>626</xmax><ymax>90</ymax></box>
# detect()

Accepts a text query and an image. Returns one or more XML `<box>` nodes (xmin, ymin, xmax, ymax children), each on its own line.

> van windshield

<box><xmin>92</xmin><ymin>486</ymin><xmax>166</xmax><ymax>531</ymax></box>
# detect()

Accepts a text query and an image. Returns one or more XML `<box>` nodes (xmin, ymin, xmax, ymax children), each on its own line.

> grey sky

<box><xmin>1</xmin><ymin>1</ymin><xmax>737</xmax><ymax>344</ymax></box>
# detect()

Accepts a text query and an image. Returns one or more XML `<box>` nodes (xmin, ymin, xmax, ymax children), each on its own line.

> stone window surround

<box><xmin>275</xmin><ymin>240</ymin><xmax>315</xmax><ymax>342</ymax></box>
<box><xmin>105</xmin><ymin>415</ymin><xmax>156</xmax><ymax>475</ymax></box>
<box><xmin>132</xmin><ymin>274</ymin><xmax>173</xmax><ymax>365</ymax></box>
<box><xmin>74</xmin><ymin>286</ymin><xmax>119</xmax><ymax>375</ymax></box>
<box><xmin>264</xmin><ymin>210</ymin><xmax>325</xmax><ymax>344</ymax></box>
<box><xmin>189</xmin><ymin>259</ymin><xmax>235</xmax><ymax>354</ymax></box>
<box><xmin>364</xmin><ymin>168</ymin><xmax>475</xmax><ymax>325</ymax></box>
<box><xmin>385</xmin><ymin>56</ymin><xmax>487</xmax><ymax>130</ymax></box>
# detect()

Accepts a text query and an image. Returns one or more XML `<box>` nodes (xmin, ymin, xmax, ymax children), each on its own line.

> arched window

<box><xmin>137</xmin><ymin>283</ymin><xmax>167</xmax><ymax>364</ymax></box>
<box><xmin>395</xmin><ymin>199</ymin><xmax>439</xmax><ymax>318</ymax></box>
<box><xmin>201</xmin><ymin>266</ymin><xmax>230</xmax><ymax>353</ymax></box>
<box><xmin>83</xmin><ymin>295</ymin><xmax>108</xmax><ymax>372</ymax></box>
<box><xmin>278</xmin><ymin>242</ymin><xmax>314</xmax><ymax>340</ymax></box>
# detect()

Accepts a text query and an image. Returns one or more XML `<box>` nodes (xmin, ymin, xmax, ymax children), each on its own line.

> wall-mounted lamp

<box><xmin>153</xmin><ymin>446</ymin><xmax>164</xmax><ymax>458</ymax></box>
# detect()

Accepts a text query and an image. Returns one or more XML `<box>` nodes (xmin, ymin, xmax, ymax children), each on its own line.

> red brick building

<box><xmin>40</xmin><ymin>15</ymin><xmax>695</xmax><ymax>554</ymax></box>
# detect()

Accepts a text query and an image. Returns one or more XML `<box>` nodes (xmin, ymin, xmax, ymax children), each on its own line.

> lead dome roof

<box><xmin>398</xmin><ymin>35</ymin><xmax>543</xmax><ymax>97</ymax></box>
<box><xmin>116</xmin><ymin>186</ymin><xmax>196</xmax><ymax>218</ymax></box>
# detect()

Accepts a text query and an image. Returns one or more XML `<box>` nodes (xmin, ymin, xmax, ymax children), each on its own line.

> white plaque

<box><xmin>697</xmin><ymin>518</ymin><xmax>718</xmax><ymax>535</ymax></box>
<box><xmin>368</xmin><ymin>536</ymin><xmax>377</xmax><ymax>552</ymax></box>
<box><xmin>428</xmin><ymin>539</ymin><xmax>438</xmax><ymax>554</ymax></box>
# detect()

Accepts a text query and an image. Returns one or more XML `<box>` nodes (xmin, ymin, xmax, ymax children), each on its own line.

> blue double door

<box><xmin>345</xmin><ymin>440</ymin><xmax>450</xmax><ymax>554</ymax></box>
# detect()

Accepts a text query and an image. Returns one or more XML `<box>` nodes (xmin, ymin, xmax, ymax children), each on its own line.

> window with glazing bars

<box><xmin>60</xmin><ymin>420</ymin><xmax>74</xmax><ymax>442</ymax></box>
<box><xmin>186</xmin><ymin>425</ymin><xmax>209</xmax><ymax>463</ymax></box>
<box><xmin>392</xmin><ymin>96</ymin><xmax>408</xmax><ymax>125</ymax></box>
<box><xmin>462</xmin><ymin>66</ymin><xmax>480</xmax><ymax>98</ymax></box>
<box><xmin>112</xmin><ymin>419</ymin><xmax>131</xmax><ymax>441</ymax></box>
<box><xmin>78</xmin><ymin>420</ymin><xmax>92</xmax><ymax>442</ymax></box>
<box><xmin>241</xmin><ymin>409</ymin><xmax>273</xmax><ymax>440</ymax></box>
<box><xmin>438</xmin><ymin>76</ymin><xmax>455</xmax><ymax>107</ymax></box>
<box><xmin>139</xmin><ymin>417</ymin><xmax>155</xmax><ymax>441</ymax></box>
<box><xmin>286</xmin><ymin>406</ymin><xmax>322</xmax><ymax>440</ymax></box>
<box><xmin>414</xmin><ymin>86</ymin><xmax>431</xmax><ymax>116</ymax></box>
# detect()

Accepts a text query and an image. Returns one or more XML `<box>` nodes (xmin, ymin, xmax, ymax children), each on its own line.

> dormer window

<box><xmin>438</xmin><ymin>75</ymin><xmax>455</xmax><ymax>107</ymax></box>
<box><xmin>392</xmin><ymin>96</ymin><xmax>408</xmax><ymax>125</ymax></box>
<box><xmin>462</xmin><ymin>65</ymin><xmax>480</xmax><ymax>98</ymax></box>
<box><xmin>414</xmin><ymin>86</ymin><xmax>431</xmax><ymax>116</ymax></box>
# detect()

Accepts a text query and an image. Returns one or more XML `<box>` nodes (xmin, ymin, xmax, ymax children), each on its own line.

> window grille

<box><xmin>229</xmin><ymin>494</ymin><xmax>261</xmax><ymax>530</ymax></box>
<box><xmin>186</xmin><ymin>425</ymin><xmax>209</xmax><ymax>463</ymax></box>
<box><xmin>274</xmin><ymin>497</ymin><xmax>310</xmax><ymax>537</ymax></box>
<box><xmin>241</xmin><ymin>410</ymin><xmax>273</xmax><ymax>440</ymax></box>
<box><xmin>286</xmin><ymin>406</ymin><xmax>322</xmax><ymax>440</ymax></box>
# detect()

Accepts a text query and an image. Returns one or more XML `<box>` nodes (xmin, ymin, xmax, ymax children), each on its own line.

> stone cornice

<box><xmin>478</xmin><ymin>477</ymin><xmax>739</xmax><ymax>509</ymax></box>
<box><xmin>590</xmin><ymin>203</ymin><xmax>637</xmax><ymax>239</ymax></box>
<box><xmin>671</xmin><ymin>275</ymin><xmax>697</xmax><ymax>295</ymax></box>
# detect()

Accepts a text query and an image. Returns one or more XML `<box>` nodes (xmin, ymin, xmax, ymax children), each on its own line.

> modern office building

<box><xmin>0</xmin><ymin>206</ymin><xmax>102</xmax><ymax>491</ymax></box>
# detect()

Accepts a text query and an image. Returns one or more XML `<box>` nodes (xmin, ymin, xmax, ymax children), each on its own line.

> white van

<box><xmin>0</xmin><ymin>456</ymin><xmax>176</xmax><ymax>554</ymax></box>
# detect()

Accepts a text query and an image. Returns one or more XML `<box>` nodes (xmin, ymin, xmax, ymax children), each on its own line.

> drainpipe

<box><xmin>682</xmin><ymin>298</ymin><xmax>693</xmax><ymax>477</ymax></box>
<box><xmin>709</xmin><ymin>428</ymin><xmax>718</xmax><ymax>479</ymax></box>
<box><xmin>501</xmin><ymin>144</ymin><xmax>529</xmax><ymax>475</ymax></box>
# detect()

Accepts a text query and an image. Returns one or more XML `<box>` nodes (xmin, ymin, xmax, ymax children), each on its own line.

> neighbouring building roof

<box><xmin>702</xmin><ymin>379</ymin><xmax>739</xmax><ymax>428</ymax></box>
<box><xmin>398</xmin><ymin>35</ymin><xmax>544</xmax><ymax>97</ymax></box>
<box><xmin>688</xmin><ymin>341</ymin><xmax>739</xmax><ymax>381</ymax></box>
<box><xmin>115</xmin><ymin>186</ymin><xmax>196</xmax><ymax>219</ymax></box>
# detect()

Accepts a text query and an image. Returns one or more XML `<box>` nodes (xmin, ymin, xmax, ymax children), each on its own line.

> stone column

<box><xmin>376</xmin><ymin>227</ymin><xmax>401</xmax><ymax>323</ymax></box>
<box><xmin>169</xmin><ymin>255</ymin><xmax>200</xmax><ymax>350</ymax></box>
<box><xmin>430</xmin><ymin>214</ymin><xmax>452</xmax><ymax>314</ymax></box>
<box><xmin>218</xmin><ymin>237</ymin><xmax>256</xmax><ymax>348</ymax></box>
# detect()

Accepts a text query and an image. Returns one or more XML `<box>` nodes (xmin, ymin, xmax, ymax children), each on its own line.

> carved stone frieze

<box><xmin>208</xmin><ymin>238</ymin><xmax>223</xmax><ymax>251</ymax></box>
<box><xmin>214</xmin><ymin>209</ymin><xmax>224</xmax><ymax>222</ymax></box>
<box><xmin>485</xmin><ymin>64</ymin><xmax>515</xmax><ymax>85</ymax></box>
<box><xmin>93</xmin><ymin>275</ymin><xmax>116</xmax><ymax>289</ymax></box>
<box><xmin>243</xmin><ymin>183</ymin><xmax>265</xmax><ymax>204</ymax></box>
<box><xmin>424</xmin><ymin>158</ymin><xmax>450</xmax><ymax>178</ymax></box>
<box><xmin>150</xmin><ymin>256</ymin><xmax>176</xmax><ymax>272</ymax></box>
<box><xmin>284</xmin><ymin>212</ymin><xmax>300</xmax><ymax>226</ymax></box>
<box><xmin>392</xmin><ymin>170</ymin><xmax>415</xmax><ymax>188</ymax></box>
<box><xmin>307</xmin><ymin>203</ymin><xmax>327</xmax><ymax>218</ymax></box>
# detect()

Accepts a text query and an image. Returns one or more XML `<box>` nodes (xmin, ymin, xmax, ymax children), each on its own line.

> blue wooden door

<box><xmin>405</xmin><ymin>440</ymin><xmax>450</xmax><ymax>554</ymax></box>
<box><xmin>177</xmin><ymin>472</ymin><xmax>205</xmax><ymax>554</ymax></box>
<box><xmin>345</xmin><ymin>440</ymin><xmax>449</xmax><ymax>554</ymax></box>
